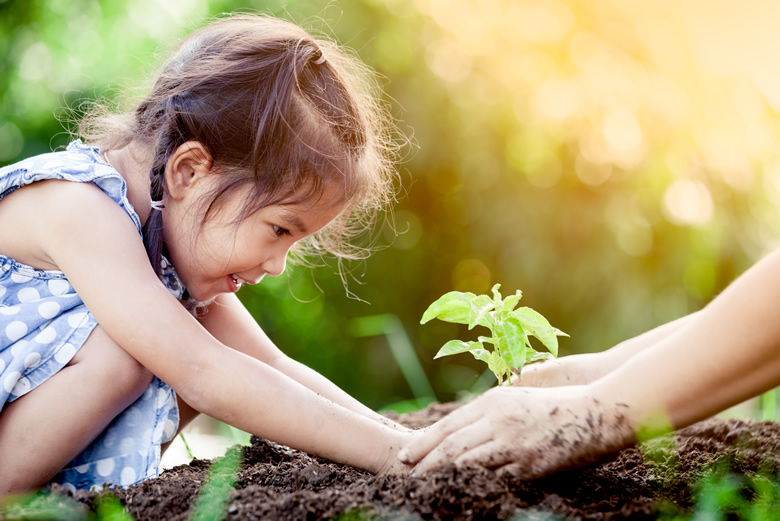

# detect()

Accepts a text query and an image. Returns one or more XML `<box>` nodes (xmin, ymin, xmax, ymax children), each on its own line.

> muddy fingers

<box><xmin>411</xmin><ymin>422</ymin><xmax>497</xmax><ymax>476</ymax></box>
<box><xmin>399</xmin><ymin>402</ymin><xmax>483</xmax><ymax>467</ymax></box>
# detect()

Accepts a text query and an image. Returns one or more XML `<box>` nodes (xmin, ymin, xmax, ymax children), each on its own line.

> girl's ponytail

<box><xmin>138</xmin><ymin>93</ymin><xmax>192</xmax><ymax>300</ymax></box>
<box><xmin>141</xmin><ymin>165</ymin><xmax>165</xmax><ymax>283</ymax></box>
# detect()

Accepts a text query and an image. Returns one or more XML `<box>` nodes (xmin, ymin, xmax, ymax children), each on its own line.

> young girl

<box><xmin>0</xmin><ymin>14</ymin><xmax>414</xmax><ymax>493</ymax></box>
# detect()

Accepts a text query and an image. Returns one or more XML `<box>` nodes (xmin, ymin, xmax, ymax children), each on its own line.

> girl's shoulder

<box><xmin>0</xmin><ymin>141</ymin><xmax>142</xmax><ymax>235</ymax></box>
<box><xmin>1</xmin><ymin>140</ymin><xmax>112</xmax><ymax>184</ymax></box>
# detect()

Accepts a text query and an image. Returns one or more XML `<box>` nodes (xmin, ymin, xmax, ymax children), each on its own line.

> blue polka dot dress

<box><xmin>0</xmin><ymin>141</ymin><xmax>184</xmax><ymax>491</ymax></box>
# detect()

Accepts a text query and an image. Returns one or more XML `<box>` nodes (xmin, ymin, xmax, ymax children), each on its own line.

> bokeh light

<box><xmin>4</xmin><ymin>0</ymin><xmax>780</xmax><ymax>410</ymax></box>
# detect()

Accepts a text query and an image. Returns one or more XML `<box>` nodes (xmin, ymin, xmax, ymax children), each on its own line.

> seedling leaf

<box><xmin>502</xmin><ymin>290</ymin><xmax>522</xmax><ymax>313</ymax></box>
<box><xmin>491</xmin><ymin>283</ymin><xmax>503</xmax><ymax>305</ymax></box>
<box><xmin>496</xmin><ymin>314</ymin><xmax>526</xmax><ymax>370</ymax></box>
<box><xmin>420</xmin><ymin>291</ymin><xmax>475</xmax><ymax>325</ymax></box>
<box><xmin>468</xmin><ymin>295</ymin><xmax>494</xmax><ymax>330</ymax></box>
<box><xmin>434</xmin><ymin>339</ymin><xmax>482</xmax><ymax>359</ymax></box>
<box><xmin>469</xmin><ymin>348</ymin><xmax>490</xmax><ymax>364</ymax></box>
<box><xmin>487</xmin><ymin>350</ymin><xmax>508</xmax><ymax>383</ymax></box>
<box><xmin>513</xmin><ymin>307</ymin><xmax>559</xmax><ymax>356</ymax></box>
<box><xmin>422</xmin><ymin>285</ymin><xmax>565</xmax><ymax>386</ymax></box>
<box><xmin>526</xmin><ymin>351</ymin><xmax>554</xmax><ymax>364</ymax></box>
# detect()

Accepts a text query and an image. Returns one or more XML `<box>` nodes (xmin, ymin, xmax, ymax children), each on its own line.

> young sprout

<box><xmin>421</xmin><ymin>284</ymin><xmax>567</xmax><ymax>385</ymax></box>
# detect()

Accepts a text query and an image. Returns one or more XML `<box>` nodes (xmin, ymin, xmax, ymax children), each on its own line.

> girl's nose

<box><xmin>263</xmin><ymin>250</ymin><xmax>288</xmax><ymax>278</ymax></box>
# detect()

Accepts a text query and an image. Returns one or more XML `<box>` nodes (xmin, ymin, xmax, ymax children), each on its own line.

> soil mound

<box><xmin>15</xmin><ymin>403</ymin><xmax>780</xmax><ymax>520</ymax></box>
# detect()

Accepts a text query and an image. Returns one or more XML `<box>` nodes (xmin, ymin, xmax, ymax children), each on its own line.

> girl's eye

<box><xmin>273</xmin><ymin>225</ymin><xmax>291</xmax><ymax>237</ymax></box>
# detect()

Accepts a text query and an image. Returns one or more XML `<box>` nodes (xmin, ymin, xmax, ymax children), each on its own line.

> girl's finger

<box><xmin>410</xmin><ymin>421</ymin><xmax>493</xmax><ymax>476</ymax></box>
<box><xmin>398</xmin><ymin>404</ymin><xmax>483</xmax><ymax>466</ymax></box>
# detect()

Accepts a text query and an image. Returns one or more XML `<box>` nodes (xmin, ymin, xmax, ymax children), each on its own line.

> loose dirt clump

<box><xmin>20</xmin><ymin>403</ymin><xmax>780</xmax><ymax>520</ymax></box>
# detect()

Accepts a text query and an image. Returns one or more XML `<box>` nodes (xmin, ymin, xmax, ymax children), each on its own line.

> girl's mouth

<box><xmin>229</xmin><ymin>275</ymin><xmax>242</xmax><ymax>292</ymax></box>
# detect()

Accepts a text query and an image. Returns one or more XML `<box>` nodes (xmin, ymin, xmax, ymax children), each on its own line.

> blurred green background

<box><xmin>3</xmin><ymin>0</ymin><xmax>780</xmax><ymax>418</ymax></box>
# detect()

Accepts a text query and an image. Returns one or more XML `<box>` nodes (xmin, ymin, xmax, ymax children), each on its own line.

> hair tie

<box><xmin>312</xmin><ymin>52</ymin><xmax>326</xmax><ymax>65</ymax></box>
<box><xmin>151</xmin><ymin>200</ymin><xmax>165</xmax><ymax>211</ymax></box>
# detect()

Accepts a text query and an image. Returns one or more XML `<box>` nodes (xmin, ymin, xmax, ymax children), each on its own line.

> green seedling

<box><xmin>421</xmin><ymin>284</ymin><xmax>567</xmax><ymax>385</ymax></box>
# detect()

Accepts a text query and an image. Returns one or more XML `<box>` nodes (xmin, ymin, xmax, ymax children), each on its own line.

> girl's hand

<box><xmin>375</xmin><ymin>429</ymin><xmax>415</xmax><ymax>475</ymax></box>
<box><xmin>398</xmin><ymin>386</ymin><xmax>633</xmax><ymax>479</ymax></box>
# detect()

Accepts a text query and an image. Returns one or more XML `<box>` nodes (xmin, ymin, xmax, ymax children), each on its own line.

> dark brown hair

<box><xmin>79</xmin><ymin>14</ymin><xmax>399</xmax><ymax>297</ymax></box>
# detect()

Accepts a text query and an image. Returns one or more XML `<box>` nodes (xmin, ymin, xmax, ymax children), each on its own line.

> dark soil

<box><xmin>12</xmin><ymin>403</ymin><xmax>780</xmax><ymax>520</ymax></box>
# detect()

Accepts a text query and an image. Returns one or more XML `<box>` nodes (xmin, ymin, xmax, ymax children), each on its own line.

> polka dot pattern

<box><xmin>11</xmin><ymin>340</ymin><xmax>28</xmax><ymax>357</ymax></box>
<box><xmin>34</xmin><ymin>326</ymin><xmax>57</xmax><ymax>344</ymax></box>
<box><xmin>24</xmin><ymin>352</ymin><xmax>41</xmax><ymax>369</ymax></box>
<box><xmin>97</xmin><ymin>458</ymin><xmax>115</xmax><ymax>477</ymax></box>
<box><xmin>54</xmin><ymin>343</ymin><xmax>76</xmax><ymax>364</ymax></box>
<box><xmin>11</xmin><ymin>376</ymin><xmax>30</xmax><ymax>395</ymax></box>
<box><xmin>6</xmin><ymin>321</ymin><xmax>27</xmax><ymax>342</ymax></box>
<box><xmin>10</xmin><ymin>272</ymin><xmax>32</xmax><ymax>284</ymax></box>
<box><xmin>67</xmin><ymin>312</ymin><xmax>89</xmax><ymax>329</ymax></box>
<box><xmin>0</xmin><ymin>305</ymin><xmax>20</xmax><ymax>316</ymax></box>
<box><xmin>17</xmin><ymin>287</ymin><xmax>39</xmax><ymax>302</ymax></box>
<box><xmin>48</xmin><ymin>279</ymin><xmax>71</xmax><ymax>296</ymax></box>
<box><xmin>38</xmin><ymin>301</ymin><xmax>61</xmax><ymax>319</ymax></box>
<box><xmin>120</xmin><ymin>467</ymin><xmax>137</xmax><ymax>487</ymax></box>
<box><xmin>1</xmin><ymin>141</ymin><xmax>182</xmax><ymax>491</ymax></box>
<box><xmin>3</xmin><ymin>371</ymin><xmax>20</xmax><ymax>393</ymax></box>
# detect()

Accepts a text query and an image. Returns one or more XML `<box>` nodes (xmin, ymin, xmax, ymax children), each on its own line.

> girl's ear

<box><xmin>165</xmin><ymin>141</ymin><xmax>214</xmax><ymax>200</ymax></box>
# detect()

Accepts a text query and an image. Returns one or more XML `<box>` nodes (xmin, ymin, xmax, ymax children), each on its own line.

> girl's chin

<box><xmin>186</xmin><ymin>286</ymin><xmax>218</xmax><ymax>303</ymax></box>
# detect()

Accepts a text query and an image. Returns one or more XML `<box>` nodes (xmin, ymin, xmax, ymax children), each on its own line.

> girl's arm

<box><xmin>198</xmin><ymin>293</ymin><xmax>406</xmax><ymax>431</ymax></box>
<box><xmin>402</xmin><ymin>249</ymin><xmax>780</xmax><ymax>477</ymax></box>
<box><xmin>36</xmin><ymin>181</ymin><xmax>408</xmax><ymax>473</ymax></box>
<box><xmin>514</xmin><ymin>311</ymin><xmax>701</xmax><ymax>387</ymax></box>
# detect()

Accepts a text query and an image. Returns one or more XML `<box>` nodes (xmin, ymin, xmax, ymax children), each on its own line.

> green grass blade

<box><xmin>189</xmin><ymin>446</ymin><xmax>243</xmax><ymax>521</ymax></box>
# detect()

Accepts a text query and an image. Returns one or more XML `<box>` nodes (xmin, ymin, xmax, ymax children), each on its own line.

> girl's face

<box><xmin>163</xmin><ymin>176</ymin><xmax>343</xmax><ymax>303</ymax></box>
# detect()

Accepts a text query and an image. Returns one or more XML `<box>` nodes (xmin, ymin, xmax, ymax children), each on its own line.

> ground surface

<box><xmin>11</xmin><ymin>403</ymin><xmax>780</xmax><ymax>520</ymax></box>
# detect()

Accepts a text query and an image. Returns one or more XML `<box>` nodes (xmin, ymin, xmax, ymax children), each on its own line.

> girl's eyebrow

<box><xmin>279</xmin><ymin>210</ymin><xmax>307</xmax><ymax>234</ymax></box>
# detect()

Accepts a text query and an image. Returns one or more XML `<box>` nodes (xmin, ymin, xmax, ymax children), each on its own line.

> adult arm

<box><xmin>197</xmin><ymin>293</ymin><xmax>406</xmax><ymax>431</ymax></box>
<box><xmin>32</xmin><ymin>181</ymin><xmax>408</xmax><ymax>473</ymax></box>
<box><xmin>514</xmin><ymin>311</ymin><xmax>701</xmax><ymax>387</ymax></box>
<box><xmin>402</xmin><ymin>249</ymin><xmax>780</xmax><ymax>478</ymax></box>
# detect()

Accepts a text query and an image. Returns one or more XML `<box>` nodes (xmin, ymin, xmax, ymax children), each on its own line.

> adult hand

<box><xmin>512</xmin><ymin>352</ymin><xmax>608</xmax><ymax>388</ymax></box>
<box><xmin>399</xmin><ymin>385</ymin><xmax>634</xmax><ymax>479</ymax></box>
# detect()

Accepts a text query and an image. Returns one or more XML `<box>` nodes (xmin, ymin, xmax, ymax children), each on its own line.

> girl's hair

<box><xmin>79</xmin><ymin>14</ymin><xmax>398</xmax><ymax>299</ymax></box>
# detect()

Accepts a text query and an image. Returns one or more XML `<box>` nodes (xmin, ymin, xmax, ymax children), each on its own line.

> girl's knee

<box><xmin>71</xmin><ymin>326</ymin><xmax>153</xmax><ymax>402</ymax></box>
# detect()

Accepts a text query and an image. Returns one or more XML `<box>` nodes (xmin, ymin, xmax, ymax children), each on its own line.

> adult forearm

<box><xmin>516</xmin><ymin>312</ymin><xmax>701</xmax><ymax>388</ymax></box>
<box><xmin>590</xmin><ymin>251</ymin><xmax>780</xmax><ymax>433</ymax></box>
<box><xmin>600</xmin><ymin>311</ymin><xmax>700</xmax><ymax>372</ymax></box>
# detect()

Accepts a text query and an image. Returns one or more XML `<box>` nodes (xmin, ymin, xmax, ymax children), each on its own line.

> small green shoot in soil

<box><xmin>189</xmin><ymin>445</ymin><xmax>243</xmax><ymax>521</ymax></box>
<box><xmin>94</xmin><ymin>493</ymin><xmax>134</xmax><ymax>521</ymax></box>
<box><xmin>421</xmin><ymin>284</ymin><xmax>566</xmax><ymax>385</ymax></box>
<box><xmin>179</xmin><ymin>433</ymin><xmax>195</xmax><ymax>460</ymax></box>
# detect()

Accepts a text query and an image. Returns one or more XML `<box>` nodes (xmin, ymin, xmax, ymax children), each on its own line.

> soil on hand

<box><xmin>34</xmin><ymin>403</ymin><xmax>780</xmax><ymax>519</ymax></box>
